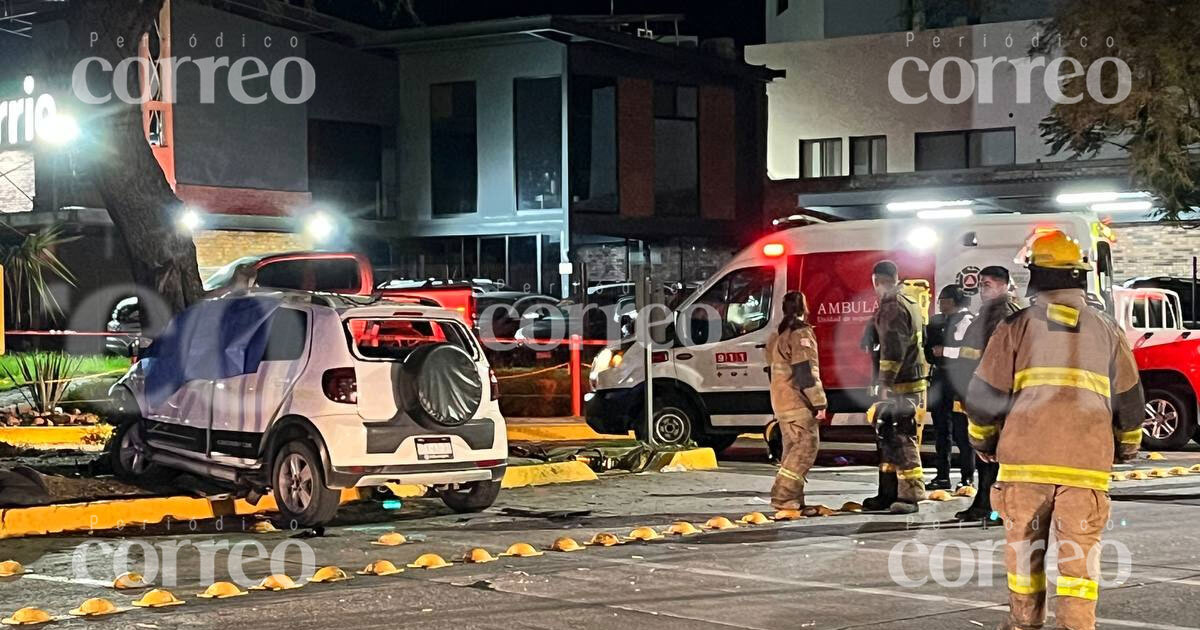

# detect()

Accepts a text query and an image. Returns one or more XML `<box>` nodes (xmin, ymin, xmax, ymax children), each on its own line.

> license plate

<box><xmin>415</xmin><ymin>437</ymin><xmax>453</xmax><ymax>461</ymax></box>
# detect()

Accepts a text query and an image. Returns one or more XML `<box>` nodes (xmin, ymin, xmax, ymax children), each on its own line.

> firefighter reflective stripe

<box><xmin>879</xmin><ymin>463</ymin><xmax>896</xmax><ymax>473</ymax></box>
<box><xmin>1013</xmin><ymin>367</ymin><xmax>1110</xmax><ymax>397</ymax></box>
<box><xmin>892</xmin><ymin>380</ymin><xmax>928</xmax><ymax>394</ymax></box>
<box><xmin>1118</xmin><ymin>428</ymin><xmax>1143</xmax><ymax>445</ymax></box>
<box><xmin>968</xmin><ymin>421</ymin><xmax>997</xmax><ymax>441</ymax></box>
<box><xmin>778</xmin><ymin>467</ymin><xmax>802</xmax><ymax>481</ymax></box>
<box><xmin>959</xmin><ymin>346</ymin><xmax>982</xmax><ymax>360</ymax></box>
<box><xmin>998</xmin><ymin>463</ymin><xmax>1110</xmax><ymax>491</ymax></box>
<box><xmin>1057</xmin><ymin>576</ymin><xmax>1099</xmax><ymax>600</ymax></box>
<box><xmin>896</xmin><ymin>466</ymin><xmax>923</xmax><ymax>480</ymax></box>
<box><xmin>1047</xmin><ymin>303</ymin><xmax>1081</xmax><ymax>328</ymax></box>
<box><xmin>1008</xmin><ymin>572</ymin><xmax>1046</xmax><ymax>594</ymax></box>
<box><xmin>878</xmin><ymin>360</ymin><xmax>901</xmax><ymax>373</ymax></box>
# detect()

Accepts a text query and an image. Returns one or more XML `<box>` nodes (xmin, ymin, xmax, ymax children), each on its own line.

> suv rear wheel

<box><xmin>271</xmin><ymin>441</ymin><xmax>341</xmax><ymax>528</ymax></box>
<box><xmin>437</xmin><ymin>479</ymin><xmax>501</xmax><ymax>513</ymax></box>
<box><xmin>1142</xmin><ymin>388</ymin><xmax>1196</xmax><ymax>451</ymax></box>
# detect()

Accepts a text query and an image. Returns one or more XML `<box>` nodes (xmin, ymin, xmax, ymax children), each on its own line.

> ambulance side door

<box><xmin>675</xmin><ymin>265</ymin><xmax>776</xmax><ymax>428</ymax></box>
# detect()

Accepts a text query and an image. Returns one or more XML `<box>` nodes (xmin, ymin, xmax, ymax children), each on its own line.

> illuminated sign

<box><xmin>0</xmin><ymin>76</ymin><xmax>57</xmax><ymax>146</ymax></box>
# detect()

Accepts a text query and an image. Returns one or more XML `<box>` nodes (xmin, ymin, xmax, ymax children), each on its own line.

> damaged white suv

<box><xmin>108</xmin><ymin>291</ymin><xmax>508</xmax><ymax>527</ymax></box>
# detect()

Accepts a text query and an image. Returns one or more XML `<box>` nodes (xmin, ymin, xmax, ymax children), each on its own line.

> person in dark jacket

<box><xmin>943</xmin><ymin>265</ymin><xmax>1023</xmax><ymax>522</ymax></box>
<box><xmin>925</xmin><ymin>285</ymin><xmax>975</xmax><ymax>490</ymax></box>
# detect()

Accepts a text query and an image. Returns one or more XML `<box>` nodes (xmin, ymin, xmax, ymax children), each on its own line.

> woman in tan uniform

<box><xmin>767</xmin><ymin>291</ymin><xmax>827</xmax><ymax>510</ymax></box>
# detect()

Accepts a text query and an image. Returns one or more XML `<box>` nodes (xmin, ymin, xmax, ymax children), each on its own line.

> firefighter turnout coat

<box><xmin>965</xmin><ymin>288</ymin><xmax>1145</xmax><ymax>484</ymax></box>
<box><xmin>873</xmin><ymin>286</ymin><xmax>930</xmax><ymax>396</ymax></box>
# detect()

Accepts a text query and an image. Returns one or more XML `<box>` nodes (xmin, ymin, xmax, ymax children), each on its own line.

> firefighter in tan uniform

<box><xmin>863</xmin><ymin>260</ymin><xmax>930</xmax><ymax>514</ymax></box>
<box><xmin>767</xmin><ymin>292</ymin><xmax>827</xmax><ymax>511</ymax></box>
<box><xmin>966</xmin><ymin>231</ymin><xmax>1144</xmax><ymax>630</ymax></box>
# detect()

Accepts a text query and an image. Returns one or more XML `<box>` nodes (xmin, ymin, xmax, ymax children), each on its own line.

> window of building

<box><xmin>654</xmin><ymin>83</ymin><xmax>699</xmax><ymax>217</ymax></box>
<box><xmin>430</xmin><ymin>82</ymin><xmax>477</xmax><ymax>215</ymax></box>
<box><xmin>569</xmin><ymin>76</ymin><xmax>618</xmax><ymax>213</ymax></box>
<box><xmin>682</xmin><ymin>265</ymin><xmax>775</xmax><ymax>345</ymax></box>
<box><xmin>308</xmin><ymin>120</ymin><xmax>385</xmax><ymax>219</ymax></box>
<box><xmin>850</xmin><ymin>135</ymin><xmax>887</xmax><ymax>175</ymax></box>
<box><xmin>540</xmin><ymin>234</ymin><xmax>563</xmax><ymax>297</ymax></box>
<box><xmin>800</xmin><ymin>138</ymin><xmax>843</xmax><ymax>178</ymax></box>
<box><xmin>514</xmin><ymin>77</ymin><xmax>562</xmax><ymax>210</ymax></box>
<box><xmin>915</xmin><ymin>128</ymin><xmax>1015</xmax><ymax>171</ymax></box>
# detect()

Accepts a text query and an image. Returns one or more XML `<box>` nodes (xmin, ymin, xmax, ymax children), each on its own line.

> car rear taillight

<box><xmin>489</xmin><ymin>368</ymin><xmax>500</xmax><ymax>400</ymax></box>
<box><xmin>322</xmin><ymin>367</ymin><xmax>357</xmax><ymax>404</ymax></box>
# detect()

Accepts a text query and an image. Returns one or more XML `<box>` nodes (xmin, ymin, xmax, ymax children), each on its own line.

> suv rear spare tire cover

<box><xmin>399</xmin><ymin>343</ymin><xmax>483</xmax><ymax>427</ymax></box>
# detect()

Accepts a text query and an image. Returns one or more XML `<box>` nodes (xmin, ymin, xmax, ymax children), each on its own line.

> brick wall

<box><xmin>1111</xmin><ymin>223</ymin><xmax>1200</xmax><ymax>281</ymax></box>
<box><xmin>192</xmin><ymin>230</ymin><xmax>312</xmax><ymax>277</ymax></box>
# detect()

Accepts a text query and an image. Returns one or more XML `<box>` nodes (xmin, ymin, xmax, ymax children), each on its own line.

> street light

<box><xmin>304</xmin><ymin>212</ymin><xmax>335</xmax><ymax>242</ymax></box>
<box><xmin>37</xmin><ymin>113</ymin><xmax>79</xmax><ymax>146</ymax></box>
<box><xmin>177</xmin><ymin>208</ymin><xmax>202</xmax><ymax>232</ymax></box>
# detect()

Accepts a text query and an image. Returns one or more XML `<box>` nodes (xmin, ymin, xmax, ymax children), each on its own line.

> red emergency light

<box><xmin>762</xmin><ymin>242</ymin><xmax>785</xmax><ymax>258</ymax></box>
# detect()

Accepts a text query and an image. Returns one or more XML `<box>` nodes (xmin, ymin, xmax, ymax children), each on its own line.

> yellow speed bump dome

<box><xmin>131</xmin><ymin>589</ymin><xmax>185</xmax><ymax>608</ymax></box>
<box><xmin>0</xmin><ymin>561</ymin><xmax>27</xmax><ymax>578</ymax></box>
<box><xmin>1191</xmin><ymin>464</ymin><xmax>1200</xmax><ymax>473</ymax></box>
<box><xmin>309</xmin><ymin>566</ymin><xmax>352</xmax><ymax>583</ymax></box>
<box><xmin>407</xmin><ymin>554</ymin><xmax>452</xmax><ymax>569</ymax></box>
<box><xmin>1168</xmin><ymin>467</ymin><xmax>1189</xmax><ymax>476</ymax></box>
<box><xmin>1147</xmin><ymin>452</ymin><xmax>1165</xmax><ymax>460</ymax></box>
<box><xmin>626</xmin><ymin>527</ymin><xmax>664</xmax><ymax>541</ymax></box>
<box><xmin>840</xmin><ymin>501</ymin><xmax>864</xmax><ymax>512</ymax></box>
<box><xmin>927</xmin><ymin>490</ymin><xmax>953</xmax><ymax>501</ymax></box>
<box><xmin>112</xmin><ymin>571</ymin><xmax>148</xmax><ymax>590</ymax></box>
<box><xmin>954</xmin><ymin>485</ymin><xmax>977</xmax><ymax>498</ymax></box>
<box><xmin>249</xmin><ymin>574</ymin><xmax>303</xmax><ymax>591</ymax></box>
<box><xmin>197</xmin><ymin>581</ymin><xmax>248</xmax><ymax>599</ymax></box>
<box><xmin>1149</xmin><ymin>468</ymin><xmax>1170</xmax><ymax>478</ymax></box>
<box><xmin>548</xmin><ymin>537</ymin><xmax>585</xmax><ymax>552</ymax></box>
<box><xmin>500</xmin><ymin>543</ymin><xmax>544</xmax><ymax>558</ymax></box>
<box><xmin>69</xmin><ymin>598</ymin><xmax>121</xmax><ymax>617</ymax></box>
<box><xmin>703</xmin><ymin>516</ymin><xmax>738</xmax><ymax>530</ymax></box>
<box><xmin>803</xmin><ymin>505</ymin><xmax>836</xmax><ymax>517</ymax></box>
<box><xmin>773</xmin><ymin>509</ymin><xmax>805</xmax><ymax>521</ymax></box>
<box><xmin>586</xmin><ymin>532</ymin><xmax>623</xmax><ymax>547</ymax></box>
<box><xmin>356</xmin><ymin>560</ymin><xmax>404</xmax><ymax>576</ymax></box>
<box><xmin>1128</xmin><ymin>470</ymin><xmax>1149</xmax><ymax>480</ymax></box>
<box><xmin>371</xmin><ymin>532</ymin><xmax>408</xmax><ymax>546</ymax></box>
<box><xmin>664</xmin><ymin>521</ymin><xmax>701</xmax><ymax>536</ymax></box>
<box><xmin>249</xmin><ymin>520</ymin><xmax>279</xmax><ymax>534</ymax></box>
<box><xmin>737</xmin><ymin>512</ymin><xmax>771</xmax><ymax>525</ymax></box>
<box><xmin>1</xmin><ymin>607</ymin><xmax>52</xmax><ymax>626</ymax></box>
<box><xmin>463</xmin><ymin>548</ymin><xmax>498</xmax><ymax>564</ymax></box>
<box><xmin>1110</xmin><ymin>471</ymin><xmax>1128</xmax><ymax>482</ymax></box>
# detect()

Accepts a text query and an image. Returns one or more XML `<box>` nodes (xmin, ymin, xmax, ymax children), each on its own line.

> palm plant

<box><xmin>1</xmin><ymin>351</ymin><xmax>83</xmax><ymax>413</ymax></box>
<box><xmin>0</xmin><ymin>224</ymin><xmax>78</xmax><ymax>329</ymax></box>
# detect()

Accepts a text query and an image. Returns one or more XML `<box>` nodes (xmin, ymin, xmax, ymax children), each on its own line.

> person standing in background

<box><xmin>926</xmin><ymin>285</ymin><xmax>975</xmax><ymax>491</ymax></box>
<box><xmin>946</xmin><ymin>266</ymin><xmax>1024</xmax><ymax>523</ymax></box>
<box><xmin>766</xmin><ymin>292</ymin><xmax>827</xmax><ymax>511</ymax></box>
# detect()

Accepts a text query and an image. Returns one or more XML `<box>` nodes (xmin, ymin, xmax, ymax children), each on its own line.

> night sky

<box><xmin>310</xmin><ymin>0</ymin><xmax>766</xmax><ymax>47</ymax></box>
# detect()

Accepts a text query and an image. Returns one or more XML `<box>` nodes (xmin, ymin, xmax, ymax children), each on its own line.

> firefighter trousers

<box><xmin>771</xmin><ymin>408</ymin><xmax>818</xmax><ymax>510</ymax></box>
<box><xmin>992</xmin><ymin>481</ymin><xmax>1110</xmax><ymax>630</ymax></box>
<box><xmin>877</xmin><ymin>392</ymin><xmax>927</xmax><ymax>503</ymax></box>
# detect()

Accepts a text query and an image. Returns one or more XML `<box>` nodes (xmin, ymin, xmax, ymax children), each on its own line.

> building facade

<box><xmin>0</xmin><ymin>2</ymin><xmax>778</xmax><ymax>331</ymax></box>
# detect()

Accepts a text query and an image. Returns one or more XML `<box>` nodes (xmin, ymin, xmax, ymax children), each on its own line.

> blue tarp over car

<box><xmin>142</xmin><ymin>296</ymin><xmax>282</xmax><ymax>407</ymax></box>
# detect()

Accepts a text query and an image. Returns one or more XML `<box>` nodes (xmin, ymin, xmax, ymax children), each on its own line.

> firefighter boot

<box><xmin>862</xmin><ymin>469</ymin><xmax>898</xmax><ymax>511</ymax></box>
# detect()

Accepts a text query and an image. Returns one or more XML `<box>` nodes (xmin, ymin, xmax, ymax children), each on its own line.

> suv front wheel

<box><xmin>271</xmin><ymin>441</ymin><xmax>341</xmax><ymax>528</ymax></box>
<box><xmin>437</xmin><ymin>479</ymin><xmax>501</xmax><ymax>513</ymax></box>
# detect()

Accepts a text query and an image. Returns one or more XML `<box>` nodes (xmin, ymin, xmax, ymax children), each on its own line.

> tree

<box><xmin>1037</xmin><ymin>0</ymin><xmax>1200</xmax><ymax>220</ymax></box>
<box><xmin>61</xmin><ymin>0</ymin><xmax>204</xmax><ymax>317</ymax></box>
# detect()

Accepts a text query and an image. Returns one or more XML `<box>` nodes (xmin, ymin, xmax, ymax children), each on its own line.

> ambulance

<box><xmin>585</xmin><ymin>212</ymin><xmax>1117</xmax><ymax>451</ymax></box>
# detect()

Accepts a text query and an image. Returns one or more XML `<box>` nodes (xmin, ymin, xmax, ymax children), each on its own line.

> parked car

<box><xmin>104</xmin><ymin>296</ymin><xmax>141</xmax><ymax>355</ymax></box>
<box><xmin>474</xmin><ymin>291</ymin><xmax>559</xmax><ymax>339</ymax></box>
<box><xmin>516</xmin><ymin>295</ymin><xmax>636</xmax><ymax>341</ymax></box>
<box><xmin>107</xmin><ymin>291</ymin><xmax>507</xmax><ymax>527</ymax></box>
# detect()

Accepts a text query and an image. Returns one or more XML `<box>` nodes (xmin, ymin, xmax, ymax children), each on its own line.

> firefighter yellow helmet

<box><xmin>1025</xmin><ymin>229</ymin><xmax>1091</xmax><ymax>271</ymax></box>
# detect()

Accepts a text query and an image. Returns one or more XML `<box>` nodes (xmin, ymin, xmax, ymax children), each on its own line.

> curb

<box><xmin>0</xmin><ymin>425</ymin><xmax>113</xmax><ymax>449</ymax></box>
<box><xmin>648</xmin><ymin>447</ymin><xmax>719</xmax><ymax>472</ymax></box>
<box><xmin>1</xmin><ymin>453</ymin><xmax>708</xmax><ymax>539</ymax></box>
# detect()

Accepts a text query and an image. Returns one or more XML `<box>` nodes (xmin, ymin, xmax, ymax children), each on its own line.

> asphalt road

<box><xmin>5</xmin><ymin>450</ymin><xmax>1200</xmax><ymax>630</ymax></box>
